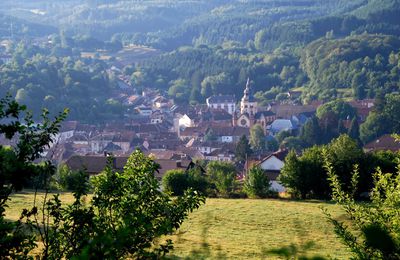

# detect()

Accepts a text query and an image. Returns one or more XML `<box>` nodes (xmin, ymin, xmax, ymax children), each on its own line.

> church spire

<box><xmin>244</xmin><ymin>78</ymin><xmax>250</xmax><ymax>96</ymax></box>
<box><xmin>240</xmin><ymin>77</ymin><xmax>257</xmax><ymax>116</ymax></box>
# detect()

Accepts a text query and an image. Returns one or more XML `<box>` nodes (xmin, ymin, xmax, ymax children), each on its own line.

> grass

<box><xmin>6</xmin><ymin>192</ymin><xmax>351</xmax><ymax>259</ymax></box>
<box><xmin>166</xmin><ymin>199</ymin><xmax>351</xmax><ymax>259</ymax></box>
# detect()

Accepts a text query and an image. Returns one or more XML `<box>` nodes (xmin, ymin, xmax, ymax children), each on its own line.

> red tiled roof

<box><xmin>364</xmin><ymin>134</ymin><xmax>400</xmax><ymax>152</ymax></box>
<box><xmin>65</xmin><ymin>155</ymin><xmax>191</xmax><ymax>179</ymax></box>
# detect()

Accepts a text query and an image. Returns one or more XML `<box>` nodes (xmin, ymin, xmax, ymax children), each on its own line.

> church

<box><xmin>233</xmin><ymin>78</ymin><xmax>276</xmax><ymax>130</ymax></box>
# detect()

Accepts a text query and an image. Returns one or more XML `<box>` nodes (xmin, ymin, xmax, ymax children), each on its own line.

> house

<box><xmin>209</xmin><ymin>109</ymin><xmax>233</xmax><ymax>124</ymax></box>
<box><xmin>89</xmin><ymin>133</ymin><xmax>114</xmax><ymax>153</ymax></box>
<box><xmin>112</xmin><ymin>131</ymin><xmax>136</xmax><ymax>153</ymax></box>
<box><xmin>179</xmin><ymin>126</ymin><xmax>207</xmax><ymax>141</ymax></box>
<box><xmin>65</xmin><ymin>154</ymin><xmax>192</xmax><ymax>180</ymax></box>
<box><xmin>291</xmin><ymin>111</ymin><xmax>315</xmax><ymax>126</ymax></box>
<box><xmin>268</xmin><ymin>119</ymin><xmax>298</xmax><ymax>135</ymax></box>
<box><xmin>178</xmin><ymin>114</ymin><xmax>195</xmax><ymax>129</ymax></box>
<box><xmin>150</xmin><ymin>110</ymin><xmax>164</xmax><ymax>124</ymax></box>
<box><xmin>256</xmin><ymin>149</ymin><xmax>289</xmax><ymax>192</ymax></box>
<box><xmin>205</xmin><ymin>148</ymin><xmax>235</xmax><ymax>162</ymax></box>
<box><xmin>348</xmin><ymin>99</ymin><xmax>374</xmax><ymax>122</ymax></box>
<box><xmin>210</xmin><ymin>126</ymin><xmax>249</xmax><ymax>143</ymax></box>
<box><xmin>254</xmin><ymin>111</ymin><xmax>276</xmax><ymax>129</ymax></box>
<box><xmin>188</xmin><ymin>140</ymin><xmax>219</xmax><ymax>154</ymax></box>
<box><xmin>128</xmin><ymin>124</ymin><xmax>162</xmax><ymax>138</ymax></box>
<box><xmin>153</xmin><ymin>96</ymin><xmax>172</xmax><ymax>110</ymax></box>
<box><xmin>363</xmin><ymin>134</ymin><xmax>400</xmax><ymax>152</ymax></box>
<box><xmin>206</xmin><ymin>94</ymin><xmax>236</xmax><ymax>115</ymax></box>
<box><xmin>56</xmin><ymin>121</ymin><xmax>79</xmax><ymax>143</ymax></box>
<box><xmin>270</xmin><ymin>104</ymin><xmax>318</xmax><ymax>119</ymax></box>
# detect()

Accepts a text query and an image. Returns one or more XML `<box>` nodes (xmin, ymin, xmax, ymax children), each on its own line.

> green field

<box><xmin>6</xmin><ymin>192</ymin><xmax>351</xmax><ymax>259</ymax></box>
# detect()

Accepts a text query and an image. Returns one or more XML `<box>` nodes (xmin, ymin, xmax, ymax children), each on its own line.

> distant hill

<box><xmin>0</xmin><ymin>0</ymin><xmax>399</xmax><ymax>50</ymax></box>
<box><xmin>300</xmin><ymin>34</ymin><xmax>400</xmax><ymax>101</ymax></box>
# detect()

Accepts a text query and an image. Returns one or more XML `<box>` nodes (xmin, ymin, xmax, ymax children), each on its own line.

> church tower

<box><xmin>240</xmin><ymin>78</ymin><xmax>258</xmax><ymax>116</ymax></box>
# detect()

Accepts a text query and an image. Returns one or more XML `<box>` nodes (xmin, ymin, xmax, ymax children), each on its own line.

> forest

<box><xmin>0</xmin><ymin>0</ymin><xmax>399</xmax><ymax>115</ymax></box>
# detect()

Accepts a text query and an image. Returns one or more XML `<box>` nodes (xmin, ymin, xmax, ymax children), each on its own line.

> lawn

<box><xmin>6</xmin><ymin>192</ymin><xmax>351</xmax><ymax>259</ymax></box>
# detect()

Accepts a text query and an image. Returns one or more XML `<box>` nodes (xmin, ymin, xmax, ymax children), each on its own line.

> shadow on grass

<box><xmin>261</xmin><ymin>241</ymin><xmax>326</xmax><ymax>260</ymax></box>
<box><xmin>260</xmin><ymin>220</ymin><xmax>328</xmax><ymax>260</ymax></box>
<box><xmin>166</xmin><ymin>212</ymin><xmax>227</xmax><ymax>260</ymax></box>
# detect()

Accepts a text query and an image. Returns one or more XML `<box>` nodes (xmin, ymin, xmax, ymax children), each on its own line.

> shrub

<box><xmin>324</xmin><ymin>145</ymin><xmax>400</xmax><ymax>259</ymax></box>
<box><xmin>37</xmin><ymin>151</ymin><xmax>206</xmax><ymax>259</ymax></box>
<box><xmin>57</xmin><ymin>164</ymin><xmax>90</xmax><ymax>191</ymax></box>
<box><xmin>162</xmin><ymin>169</ymin><xmax>188</xmax><ymax>196</ymax></box>
<box><xmin>162</xmin><ymin>167</ymin><xmax>209</xmax><ymax>196</ymax></box>
<box><xmin>206</xmin><ymin>161</ymin><xmax>237</xmax><ymax>197</ymax></box>
<box><xmin>243</xmin><ymin>166</ymin><xmax>271</xmax><ymax>198</ymax></box>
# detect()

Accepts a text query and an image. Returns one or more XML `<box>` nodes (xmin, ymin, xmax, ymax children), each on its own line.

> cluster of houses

<box><xmin>1</xmin><ymin>75</ymin><xmax>397</xmax><ymax>193</ymax></box>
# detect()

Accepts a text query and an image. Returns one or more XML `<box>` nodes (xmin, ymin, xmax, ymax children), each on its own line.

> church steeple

<box><xmin>242</xmin><ymin>78</ymin><xmax>250</xmax><ymax>102</ymax></box>
<box><xmin>240</xmin><ymin>78</ymin><xmax>257</xmax><ymax>116</ymax></box>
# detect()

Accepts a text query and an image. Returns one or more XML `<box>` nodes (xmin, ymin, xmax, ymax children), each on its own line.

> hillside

<box><xmin>0</xmin><ymin>0</ymin><xmax>399</xmax><ymax>50</ymax></box>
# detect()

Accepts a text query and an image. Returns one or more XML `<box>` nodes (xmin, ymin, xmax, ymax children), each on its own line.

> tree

<box><xmin>249</xmin><ymin>124</ymin><xmax>266</xmax><ymax>153</ymax></box>
<box><xmin>0</xmin><ymin>96</ymin><xmax>68</xmax><ymax>258</ymax></box>
<box><xmin>206</xmin><ymin>161</ymin><xmax>237</xmax><ymax>197</ymax></box>
<box><xmin>324</xmin><ymin>139</ymin><xmax>400</xmax><ymax>259</ymax></box>
<box><xmin>299</xmin><ymin>116</ymin><xmax>322</xmax><ymax>146</ymax></box>
<box><xmin>235</xmin><ymin>135</ymin><xmax>252</xmax><ymax>162</ymax></box>
<box><xmin>337</xmin><ymin>119</ymin><xmax>346</xmax><ymax>135</ymax></box>
<box><xmin>266</xmin><ymin>137</ymin><xmax>279</xmax><ymax>152</ymax></box>
<box><xmin>278</xmin><ymin>150</ymin><xmax>304</xmax><ymax>198</ymax></box>
<box><xmin>275</xmin><ymin>130</ymin><xmax>293</xmax><ymax>144</ymax></box>
<box><xmin>324</xmin><ymin>135</ymin><xmax>365</xmax><ymax>192</ymax></box>
<box><xmin>384</xmin><ymin>94</ymin><xmax>400</xmax><ymax>133</ymax></box>
<box><xmin>37</xmin><ymin>151</ymin><xmax>205</xmax><ymax>259</ymax></box>
<box><xmin>360</xmin><ymin>112</ymin><xmax>388</xmax><ymax>144</ymax></box>
<box><xmin>281</xmin><ymin>136</ymin><xmax>305</xmax><ymax>152</ymax></box>
<box><xmin>316</xmin><ymin>100</ymin><xmax>356</xmax><ymax>121</ymax></box>
<box><xmin>280</xmin><ymin>135</ymin><xmax>365</xmax><ymax>199</ymax></box>
<box><xmin>243</xmin><ymin>166</ymin><xmax>271</xmax><ymax>198</ymax></box>
<box><xmin>351</xmin><ymin>72</ymin><xmax>367</xmax><ymax>100</ymax></box>
<box><xmin>162</xmin><ymin>169</ymin><xmax>189</xmax><ymax>196</ymax></box>
<box><xmin>347</xmin><ymin>117</ymin><xmax>360</xmax><ymax>141</ymax></box>
<box><xmin>279</xmin><ymin>148</ymin><xmax>327</xmax><ymax>199</ymax></box>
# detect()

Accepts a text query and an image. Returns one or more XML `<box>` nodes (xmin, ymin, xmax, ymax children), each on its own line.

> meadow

<box><xmin>6</xmin><ymin>191</ymin><xmax>351</xmax><ymax>259</ymax></box>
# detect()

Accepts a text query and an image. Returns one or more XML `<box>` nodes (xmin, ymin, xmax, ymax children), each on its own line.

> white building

<box><xmin>256</xmin><ymin>150</ymin><xmax>288</xmax><ymax>193</ymax></box>
<box><xmin>178</xmin><ymin>114</ymin><xmax>195</xmax><ymax>128</ymax></box>
<box><xmin>206</xmin><ymin>94</ymin><xmax>236</xmax><ymax>115</ymax></box>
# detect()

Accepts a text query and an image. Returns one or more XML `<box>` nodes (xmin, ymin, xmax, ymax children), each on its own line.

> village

<box><xmin>0</xmin><ymin>36</ymin><xmax>398</xmax><ymax>193</ymax></box>
<box><xmin>2</xmin><ymin>68</ymin><xmax>392</xmax><ymax>193</ymax></box>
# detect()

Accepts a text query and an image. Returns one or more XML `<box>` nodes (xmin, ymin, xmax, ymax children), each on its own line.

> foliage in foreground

<box><xmin>39</xmin><ymin>151</ymin><xmax>205</xmax><ymax>259</ymax></box>
<box><xmin>279</xmin><ymin>134</ymin><xmax>399</xmax><ymax>199</ymax></box>
<box><xmin>0</xmin><ymin>95</ymin><xmax>68</xmax><ymax>258</ymax></box>
<box><xmin>0</xmin><ymin>96</ymin><xmax>205</xmax><ymax>259</ymax></box>
<box><xmin>324</xmin><ymin>144</ymin><xmax>400</xmax><ymax>259</ymax></box>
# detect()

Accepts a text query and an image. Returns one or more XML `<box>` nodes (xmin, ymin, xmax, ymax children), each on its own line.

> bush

<box><xmin>34</xmin><ymin>151</ymin><xmax>205</xmax><ymax>259</ymax></box>
<box><xmin>162</xmin><ymin>167</ymin><xmax>209</xmax><ymax>196</ymax></box>
<box><xmin>243</xmin><ymin>166</ymin><xmax>271</xmax><ymax>198</ymax></box>
<box><xmin>206</xmin><ymin>161</ymin><xmax>237</xmax><ymax>197</ymax></box>
<box><xmin>324</xmin><ymin>151</ymin><xmax>400</xmax><ymax>259</ymax></box>
<box><xmin>162</xmin><ymin>169</ymin><xmax>188</xmax><ymax>196</ymax></box>
<box><xmin>57</xmin><ymin>164</ymin><xmax>90</xmax><ymax>191</ymax></box>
